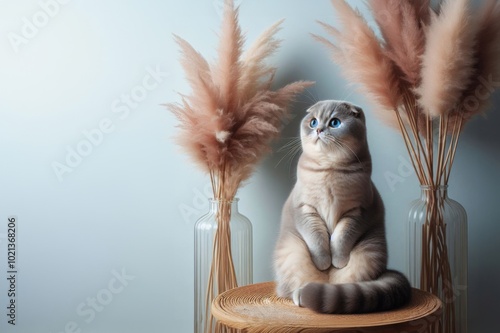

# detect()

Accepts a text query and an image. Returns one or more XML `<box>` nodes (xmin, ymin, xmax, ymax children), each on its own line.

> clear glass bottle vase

<box><xmin>194</xmin><ymin>198</ymin><xmax>253</xmax><ymax>333</ymax></box>
<box><xmin>407</xmin><ymin>185</ymin><xmax>468</xmax><ymax>333</ymax></box>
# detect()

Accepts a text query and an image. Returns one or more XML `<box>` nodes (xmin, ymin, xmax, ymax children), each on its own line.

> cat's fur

<box><xmin>274</xmin><ymin>100</ymin><xmax>411</xmax><ymax>314</ymax></box>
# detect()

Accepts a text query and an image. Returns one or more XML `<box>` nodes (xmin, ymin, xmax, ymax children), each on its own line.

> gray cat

<box><xmin>274</xmin><ymin>100</ymin><xmax>411</xmax><ymax>313</ymax></box>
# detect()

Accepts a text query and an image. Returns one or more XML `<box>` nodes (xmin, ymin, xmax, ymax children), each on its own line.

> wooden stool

<box><xmin>212</xmin><ymin>282</ymin><xmax>441</xmax><ymax>333</ymax></box>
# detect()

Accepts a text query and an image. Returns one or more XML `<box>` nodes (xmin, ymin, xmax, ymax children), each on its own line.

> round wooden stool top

<box><xmin>212</xmin><ymin>282</ymin><xmax>442</xmax><ymax>333</ymax></box>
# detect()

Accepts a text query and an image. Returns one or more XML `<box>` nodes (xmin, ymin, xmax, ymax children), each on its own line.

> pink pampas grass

<box><xmin>316</xmin><ymin>0</ymin><xmax>500</xmax><ymax>168</ymax></box>
<box><xmin>167</xmin><ymin>1</ymin><xmax>313</xmax><ymax>198</ymax></box>
<box><xmin>459</xmin><ymin>0</ymin><xmax>500</xmax><ymax>121</ymax></box>
<box><xmin>417</xmin><ymin>0</ymin><xmax>477</xmax><ymax>117</ymax></box>
<box><xmin>368</xmin><ymin>0</ymin><xmax>429</xmax><ymax>86</ymax></box>
<box><xmin>313</xmin><ymin>0</ymin><xmax>402</xmax><ymax>128</ymax></box>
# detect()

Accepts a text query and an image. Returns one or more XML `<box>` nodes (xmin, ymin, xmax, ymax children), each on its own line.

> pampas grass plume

<box><xmin>458</xmin><ymin>0</ymin><xmax>500</xmax><ymax>121</ymax></box>
<box><xmin>167</xmin><ymin>0</ymin><xmax>313</xmax><ymax>196</ymax></box>
<box><xmin>368</xmin><ymin>0</ymin><xmax>428</xmax><ymax>86</ymax></box>
<box><xmin>314</xmin><ymin>0</ymin><xmax>401</xmax><ymax>128</ymax></box>
<box><xmin>417</xmin><ymin>0</ymin><xmax>477</xmax><ymax>117</ymax></box>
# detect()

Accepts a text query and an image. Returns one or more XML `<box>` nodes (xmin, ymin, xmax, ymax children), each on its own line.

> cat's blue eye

<box><xmin>310</xmin><ymin>118</ymin><xmax>318</xmax><ymax>128</ymax></box>
<box><xmin>329</xmin><ymin>118</ymin><xmax>341</xmax><ymax>128</ymax></box>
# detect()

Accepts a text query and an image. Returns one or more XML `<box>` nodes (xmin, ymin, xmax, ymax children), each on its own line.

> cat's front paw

<box><xmin>311</xmin><ymin>253</ymin><xmax>332</xmax><ymax>271</ymax></box>
<box><xmin>292</xmin><ymin>288</ymin><xmax>303</xmax><ymax>307</ymax></box>
<box><xmin>332</xmin><ymin>254</ymin><xmax>350</xmax><ymax>269</ymax></box>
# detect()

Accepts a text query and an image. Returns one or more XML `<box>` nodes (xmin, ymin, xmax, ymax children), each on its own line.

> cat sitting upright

<box><xmin>274</xmin><ymin>100</ymin><xmax>411</xmax><ymax>314</ymax></box>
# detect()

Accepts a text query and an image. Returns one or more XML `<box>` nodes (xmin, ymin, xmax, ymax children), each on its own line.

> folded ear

<box><xmin>350</xmin><ymin>104</ymin><xmax>366</xmax><ymax>125</ymax></box>
<box><xmin>306</xmin><ymin>104</ymin><xmax>317</xmax><ymax>113</ymax></box>
<box><xmin>351</xmin><ymin>105</ymin><xmax>363</xmax><ymax>118</ymax></box>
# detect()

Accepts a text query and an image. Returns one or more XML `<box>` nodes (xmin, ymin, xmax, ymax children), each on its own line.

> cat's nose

<box><xmin>316</xmin><ymin>128</ymin><xmax>324</xmax><ymax>134</ymax></box>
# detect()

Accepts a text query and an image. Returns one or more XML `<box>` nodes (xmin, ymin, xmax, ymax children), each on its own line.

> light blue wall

<box><xmin>0</xmin><ymin>1</ymin><xmax>498</xmax><ymax>332</ymax></box>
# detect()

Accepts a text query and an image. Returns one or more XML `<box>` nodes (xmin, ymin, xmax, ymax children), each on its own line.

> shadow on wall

<box><xmin>461</xmin><ymin>91</ymin><xmax>500</xmax><ymax>150</ymax></box>
<box><xmin>258</xmin><ymin>98</ymin><xmax>306</xmax><ymax>202</ymax></box>
<box><xmin>452</xmin><ymin>91</ymin><xmax>500</xmax><ymax>332</ymax></box>
<box><xmin>259</xmin><ymin>62</ymin><xmax>321</xmax><ymax>201</ymax></box>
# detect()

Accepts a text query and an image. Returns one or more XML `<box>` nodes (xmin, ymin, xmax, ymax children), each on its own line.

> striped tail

<box><xmin>297</xmin><ymin>270</ymin><xmax>411</xmax><ymax>314</ymax></box>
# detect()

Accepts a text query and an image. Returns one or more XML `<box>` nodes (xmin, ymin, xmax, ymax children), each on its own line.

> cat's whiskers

<box><xmin>302</xmin><ymin>88</ymin><xmax>319</xmax><ymax>106</ymax></box>
<box><xmin>276</xmin><ymin>137</ymin><xmax>303</xmax><ymax>170</ymax></box>
<box><xmin>338</xmin><ymin>88</ymin><xmax>355</xmax><ymax>103</ymax></box>
<box><xmin>278</xmin><ymin>137</ymin><xmax>302</xmax><ymax>152</ymax></box>
<box><xmin>324</xmin><ymin>135</ymin><xmax>364</xmax><ymax>169</ymax></box>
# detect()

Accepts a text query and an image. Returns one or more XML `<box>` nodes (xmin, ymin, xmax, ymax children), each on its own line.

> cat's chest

<box><xmin>296</xmin><ymin>174</ymin><xmax>366</xmax><ymax>232</ymax></box>
<box><xmin>299</xmin><ymin>182</ymin><xmax>344</xmax><ymax>231</ymax></box>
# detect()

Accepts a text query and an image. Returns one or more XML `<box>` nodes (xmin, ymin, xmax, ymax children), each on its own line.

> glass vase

<box><xmin>407</xmin><ymin>185</ymin><xmax>467</xmax><ymax>333</ymax></box>
<box><xmin>194</xmin><ymin>198</ymin><xmax>253</xmax><ymax>333</ymax></box>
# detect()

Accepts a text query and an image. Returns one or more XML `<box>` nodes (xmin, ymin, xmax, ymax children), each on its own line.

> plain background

<box><xmin>0</xmin><ymin>0</ymin><xmax>498</xmax><ymax>332</ymax></box>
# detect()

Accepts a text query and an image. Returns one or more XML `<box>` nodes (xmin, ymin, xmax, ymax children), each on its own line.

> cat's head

<box><xmin>300</xmin><ymin>100</ymin><xmax>368</xmax><ymax>164</ymax></box>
